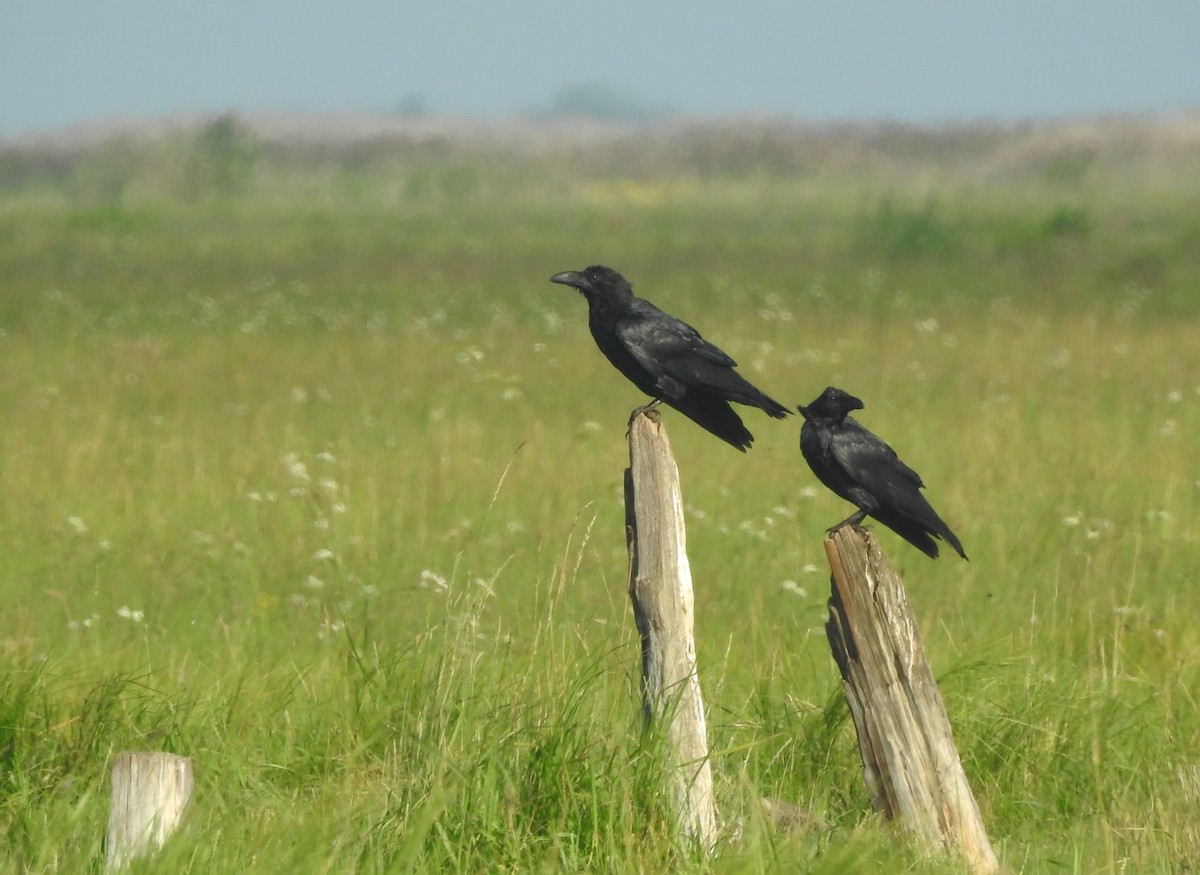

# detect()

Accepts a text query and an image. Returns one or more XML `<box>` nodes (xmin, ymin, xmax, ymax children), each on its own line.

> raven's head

<box><xmin>798</xmin><ymin>386</ymin><xmax>864</xmax><ymax>422</ymax></box>
<box><xmin>549</xmin><ymin>265</ymin><xmax>631</xmax><ymax>299</ymax></box>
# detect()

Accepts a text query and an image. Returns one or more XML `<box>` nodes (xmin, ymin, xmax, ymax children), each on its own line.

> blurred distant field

<box><xmin>1</xmin><ymin>113</ymin><xmax>1199</xmax><ymax>872</ymax></box>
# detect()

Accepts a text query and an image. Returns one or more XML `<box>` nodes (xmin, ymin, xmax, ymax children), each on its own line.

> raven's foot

<box><xmin>826</xmin><ymin>511</ymin><xmax>868</xmax><ymax>537</ymax></box>
<box><xmin>626</xmin><ymin>399</ymin><xmax>663</xmax><ymax>434</ymax></box>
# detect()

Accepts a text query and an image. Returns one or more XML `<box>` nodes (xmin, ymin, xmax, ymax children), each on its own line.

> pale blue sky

<box><xmin>3</xmin><ymin>1</ymin><xmax>1199</xmax><ymax>136</ymax></box>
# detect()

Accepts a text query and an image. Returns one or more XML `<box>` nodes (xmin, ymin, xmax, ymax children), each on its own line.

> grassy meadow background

<box><xmin>1</xmin><ymin>113</ymin><xmax>1199</xmax><ymax>872</ymax></box>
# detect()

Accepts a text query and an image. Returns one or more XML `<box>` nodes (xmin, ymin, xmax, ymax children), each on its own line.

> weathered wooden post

<box><xmin>105</xmin><ymin>751</ymin><xmax>194</xmax><ymax>870</ymax></box>
<box><xmin>824</xmin><ymin>526</ymin><xmax>1000</xmax><ymax>874</ymax></box>
<box><xmin>624</xmin><ymin>409</ymin><xmax>717</xmax><ymax>849</ymax></box>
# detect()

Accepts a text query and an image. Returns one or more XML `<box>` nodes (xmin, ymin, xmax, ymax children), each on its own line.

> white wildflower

<box><xmin>317</xmin><ymin>619</ymin><xmax>344</xmax><ymax>640</ymax></box>
<box><xmin>781</xmin><ymin>580</ymin><xmax>808</xmax><ymax>597</ymax></box>
<box><xmin>419</xmin><ymin>569</ymin><xmax>448</xmax><ymax>592</ymax></box>
<box><xmin>282</xmin><ymin>452</ymin><xmax>310</xmax><ymax>482</ymax></box>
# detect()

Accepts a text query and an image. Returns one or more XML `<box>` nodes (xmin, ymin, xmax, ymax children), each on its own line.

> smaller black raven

<box><xmin>798</xmin><ymin>386</ymin><xmax>966</xmax><ymax>559</ymax></box>
<box><xmin>550</xmin><ymin>265</ymin><xmax>790</xmax><ymax>451</ymax></box>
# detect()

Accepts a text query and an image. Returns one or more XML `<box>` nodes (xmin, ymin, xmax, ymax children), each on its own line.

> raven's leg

<box><xmin>627</xmin><ymin>398</ymin><xmax>664</xmax><ymax>431</ymax></box>
<box><xmin>827</xmin><ymin>509</ymin><xmax>867</xmax><ymax>536</ymax></box>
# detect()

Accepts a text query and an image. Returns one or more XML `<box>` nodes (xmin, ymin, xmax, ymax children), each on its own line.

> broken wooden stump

<box><xmin>105</xmin><ymin>751</ymin><xmax>194</xmax><ymax>870</ymax></box>
<box><xmin>624</xmin><ymin>409</ymin><xmax>717</xmax><ymax>849</ymax></box>
<box><xmin>824</xmin><ymin>526</ymin><xmax>999</xmax><ymax>874</ymax></box>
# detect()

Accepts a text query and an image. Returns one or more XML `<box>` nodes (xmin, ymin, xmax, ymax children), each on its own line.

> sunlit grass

<box><xmin>1</xmin><ymin>134</ymin><xmax>1199</xmax><ymax>871</ymax></box>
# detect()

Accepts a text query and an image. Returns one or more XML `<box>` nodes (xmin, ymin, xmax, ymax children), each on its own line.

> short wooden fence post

<box><xmin>105</xmin><ymin>751</ymin><xmax>194</xmax><ymax>870</ymax></box>
<box><xmin>624</xmin><ymin>410</ymin><xmax>717</xmax><ymax>849</ymax></box>
<box><xmin>824</xmin><ymin>526</ymin><xmax>999</xmax><ymax>874</ymax></box>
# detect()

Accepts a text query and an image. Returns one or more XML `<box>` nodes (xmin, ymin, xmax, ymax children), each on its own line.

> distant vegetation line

<box><xmin>3</xmin><ymin>109</ymin><xmax>1200</xmax><ymax>202</ymax></box>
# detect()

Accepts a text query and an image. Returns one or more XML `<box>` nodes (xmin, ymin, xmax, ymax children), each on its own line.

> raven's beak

<box><xmin>845</xmin><ymin>394</ymin><xmax>865</xmax><ymax>411</ymax></box>
<box><xmin>796</xmin><ymin>404</ymin><xmax>811</xmax><ymax>421</ymax></box>
<box><xmin>550</xmin><ymin>270</ymin><xmax>587</xmax><ymax>291</ymax></box>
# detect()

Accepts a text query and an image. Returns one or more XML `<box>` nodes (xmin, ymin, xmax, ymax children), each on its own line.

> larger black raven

<box><xmin>550</xmin><ymin>265</ymin><xmax>790</xmax><ymax>450</ymax></box>
<box><xmin>798</xmin><ymin>386</ymin><xmax>967</xmax><ymax>559</ymax></box>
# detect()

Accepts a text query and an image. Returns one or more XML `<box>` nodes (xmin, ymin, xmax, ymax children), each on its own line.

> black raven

<box><xmin>550</xmin><ymin>265</ymin><xmax>790</xmax><ymax>450</ymax></box>
<box><xmin>798</xmin><ymin>386</ymin><xmax>967</xmax><ymax>559</ymax></box>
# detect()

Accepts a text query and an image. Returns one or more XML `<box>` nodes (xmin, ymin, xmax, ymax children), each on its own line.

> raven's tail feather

<box><xmin>872</xmin><ymin>497</ymin><xmax>969</xmax><ymax>560</ymax></box>
<box><xmin>866</xmin><ymin>508</ymin><xmax>944</xmax><ymax>559</ymax></box>
<box><xmin>934</xmin><ymin>522</ymin><xmax>968</xmax><ymax>560</ymax></box>
<box><xmin>727</xmin><ymin>387</ymin><xmax>790</xmax><ymax>419</ymax></box>
<box><xmin>913</xmin><ymin>506</ymin><xmax>968</xmax><ymax>560</ymax></box>
<box><xmin>665</xmin><ymin>393</ymin><xmax>754</xmax><ymax>451</ymax></box>
<box><xmin>694</xmin><ymin>366</ymin><xmax>790</xmax><ymax>420</ymax></box>
<box><xmin>760</xmin><ymin>396</ymin><xmax>792</xmax><ymax>419</ymax></box>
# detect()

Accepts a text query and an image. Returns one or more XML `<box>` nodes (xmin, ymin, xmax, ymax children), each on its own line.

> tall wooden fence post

<box><xmin>105</xmin><ymin>751</ymin><xmax>194</xmax><ymax>870</ymax></box>
<box><xmin>624</xmin><ymin>410</ymin><xmax>717</xmax><ymax>849</ymax></box>
<box><xmin>823</xmin><ymin>526</ymin><xmax>1000</xmax><ymax>874</ymax></box>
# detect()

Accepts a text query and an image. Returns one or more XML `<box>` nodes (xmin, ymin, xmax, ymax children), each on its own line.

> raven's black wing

<box><xmin>829</xmin><ymin>418</ymin><xmax>966</xmax><ymax>559</ymax></box>
<box><xmin>615</xmin><ymin>303</ymin><xmax>789</xmax><ymax>416</ymax></box>
<box><xmin>828</xmin><ymin>419</ymin><xmax>926</xmax><ymax>501</ymax></box>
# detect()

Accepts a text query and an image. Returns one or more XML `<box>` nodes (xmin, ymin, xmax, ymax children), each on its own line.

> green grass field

<box><xmin>1</xmin><ymin>118</ymin><xmax>1199</xmax><ymax>872</ymax></box>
